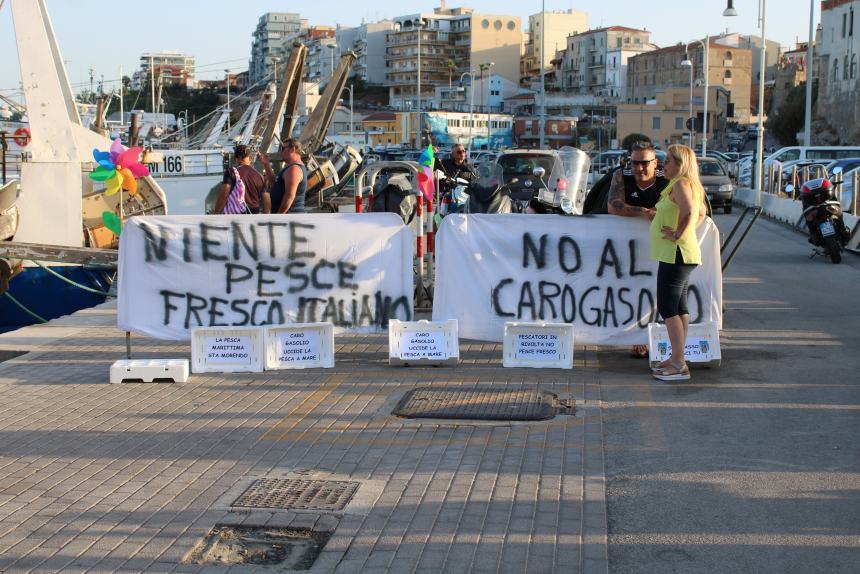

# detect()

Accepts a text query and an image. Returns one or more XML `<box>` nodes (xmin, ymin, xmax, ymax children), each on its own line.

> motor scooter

<box><xmin>440</xmin><ymin>163</ymin><xmax>514</xmax><ymax>215</ymax></box>
<box><xmin>787</xmin><ymin>168</ymin><xmax>852</xmax><ymax>264</ymax></box>
<box><xmin>526</xmin><ymin>147</ymin><xmax>591</xmax><ymax>215</ymax></box>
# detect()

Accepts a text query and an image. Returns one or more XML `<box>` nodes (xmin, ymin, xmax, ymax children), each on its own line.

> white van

<box><xmin>765</xmin><ymin>146</ymin><xmax>860</xmax><ymax>167</ymax></box>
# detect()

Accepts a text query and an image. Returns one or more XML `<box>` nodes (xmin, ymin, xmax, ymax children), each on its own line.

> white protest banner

<box><xmin>118</xmin><ymin>214</ymin><xmax>413</xmax><ymax>340</ymax></box>
<box><xmin>432</xmin><ymin>214</ymin><xmax>722</xmax><ymax>345</ymax></box>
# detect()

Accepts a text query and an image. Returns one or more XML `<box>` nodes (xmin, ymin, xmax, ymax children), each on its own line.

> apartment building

<box><xmin>627</xmin><ymin>41</ymin><xmax>753</xmax><ymax>123</ymax></box>
<box><xmin>817</xmin><ymin>0</ymin><xmax>859</xmax><ymax>143</ymax></box>
<box><xmin>521</xmin><ymin>10</ymin><xmax>588</xmax><ymax>84</ymax></box>
<box><xmin>386</xmin><ymin>7</ymin><xmax>521</xmax><ymax>111</ymax></box>
<box><xmin>248</xmin><ymin>13</ymin><xmax>307</xmax><ymax>86</ymax></box>
<box><xmin>559</xmin><ymin>27</ymin><xmax>654</xmax><ymax>101</ymax></box>
<box><xmin>132</xmin><ymin>52</ymin><xmax>195</xmax><ymax>90</ymax></box>
<box><xmin>302</xmin><ymin>28</ymin><xmax>338</xmax><ymax>88</ymax></box>
<box><xmin>617</xmin><ymin>86</ymin><xmax>732</xmax><ymax>150</ymax></box>
<box><xmin>337</xmin><ymin>21</ymin><xmax>395</xmax><ymax>86</ymax></box>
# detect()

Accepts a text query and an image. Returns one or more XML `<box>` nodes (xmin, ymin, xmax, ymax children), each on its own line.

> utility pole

<box><xmin>803</xmin><ymin>0</ymin><xmax>814</xmax><ymax>145</ymax></box>
<box><xmin>539</xmin><ymin>0</ymin><xmax>546</xmax><ymax>149</ymax></box>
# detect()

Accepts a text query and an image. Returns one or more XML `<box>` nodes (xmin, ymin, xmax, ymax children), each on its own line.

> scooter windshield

<box><xmin>547</xmin><ymin>147</ymin><xmax>591</xmax><ymax>214</ymax></box>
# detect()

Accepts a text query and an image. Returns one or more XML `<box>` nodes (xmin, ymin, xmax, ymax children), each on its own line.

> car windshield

<box><xmin>497</xmin><ymin>154</ymin><xmax>557</xmax><ymax>180</ymax></box>
<box><xmin>698</xmin><ymin>161</ymin><xmax>726</xmax><ymax>176</ymax></box>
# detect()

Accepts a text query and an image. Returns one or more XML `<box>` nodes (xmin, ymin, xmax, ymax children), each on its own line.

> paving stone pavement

<box><xmin>0</xmin><ymin>303</ymin><xmax>607</xmax><ymax>573</ymax></box>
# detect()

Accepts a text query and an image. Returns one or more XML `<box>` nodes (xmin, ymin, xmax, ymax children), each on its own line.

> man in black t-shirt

<box><xmin>215</xmin><ymin>144</ymin><xmax>272</xmax><ymax>214</ymax></box>
<box><xmin>608</xmin><ymin>140</ymin><xmax>669</xmax><ymax>358</ymax></box>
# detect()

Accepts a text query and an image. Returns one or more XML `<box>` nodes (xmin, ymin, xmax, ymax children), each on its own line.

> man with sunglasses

<box><xmin>436</xmin><ymin>144</ymin><xmax>474</xmax><ymax>183</ymax></box>
<box><xmin>608</xmin><ymin>140</ymin><xmax>668</xmax><ymax>358</ymax></box>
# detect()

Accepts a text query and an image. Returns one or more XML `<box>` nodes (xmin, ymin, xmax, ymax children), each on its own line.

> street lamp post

<box><xmin>480</xmin><ymin>62</ymin><xmax>494</xmax><ymax>149</ymax></box>
<box><xmin>341</xmin><ymin>84</ymin><xmax>354</xmax><ymax>143</ymax></box>
<box><xmin>682</xmin><ymin>37</ymin><xmax>710</xmax><ymax>156</ymax></box>
<box><xmin>460</xmin><ymin>71</ymin><xmax>476</xmax><ymax>162</ymax></box>
<box><xmin>681</xmin><ymin>56</ymin><xmax>694</xmax><ymax>147</ymax></box>
<box><xmin>803</xmin><ymin>0</ymin><xmax>814</xmax><ymax>145</ymax></box>
<box><xmin>539</xmin><ymin>0</ymin><xmax>546</xmax><ymax>149</ymax></box>
<box><xmin>326</xmin><ymin>44</ymin><xmax>337</xmax><ymax>89</ymax></box>
<box><xmin>414</xmin><ymin>17</ymin><xmax>425</xmax><ymax>149</ymax></box>
<box><xmin>725</xmin><ymin>0</ymin><xmax>765</xmax><ymax>207</ymax></box>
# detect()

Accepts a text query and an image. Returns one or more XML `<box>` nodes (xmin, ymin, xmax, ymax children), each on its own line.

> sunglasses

<box><xmin>630</xmin><ymin>159</ymin><xmax>655</xmax><ymax>167</ymax></box>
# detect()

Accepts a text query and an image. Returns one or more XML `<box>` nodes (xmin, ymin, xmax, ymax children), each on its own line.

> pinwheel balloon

<box><xmin>89</xmin><ymin>138</ymin><xmax>149</xmax><ymax>197</ymax></box>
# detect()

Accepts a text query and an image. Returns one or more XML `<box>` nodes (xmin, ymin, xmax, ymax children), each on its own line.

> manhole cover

<box><xmin>183</xmin><ymin>524</ymin><xmax>330</xmax><ymax>569</ymax></box>
<box><xmin>232</xmin><ymin>478</ymin><xmax>360</xmax><ymax>511</ymax></box>
<box><xmin>393</xmin><ymin>388</ymin><xmax>558</xmax><ymax>421</ymax></box>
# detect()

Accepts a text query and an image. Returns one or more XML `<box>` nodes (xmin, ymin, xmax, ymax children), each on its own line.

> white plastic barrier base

<box><xmin>503</xmin><ymin>322</ymin><xmax>575</xmax><ymax>369</ymax></box>
<box><xmin>191</xmin><ymin>327</ymin><xmax>265</xmax><ymax>373</ymax></box>
<box><xmin>389</xmin><ymin>319</ymin><xmax>459</xmax><ymax>366</ymax></box>
<box><xmin>265</xmin><ymin>323</ymin><xmax>335</xmax><ymax>369</ymax></box>
<box><xmin>110</xmin><ymin>359</ymin><xmax>189</xmax><ymax>384</ymax></box>
<box><xmin>647</xmin><ymin>321</ymin><xmax>721</xmax><ymax>367</ymax></box>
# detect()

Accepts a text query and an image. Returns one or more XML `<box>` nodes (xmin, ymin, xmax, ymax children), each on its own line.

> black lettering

<box><xmin>389</xmin><ymin>296</ymin><xmax>412</xmax><ymax>322</ymax></box>
<box><xmin>337</xmin><ymin>261</ymin><xmax>358</xmax><ymax>289</ymax></box>
<box><xmin>232</xmin><ymin>222</ymin><xmax>259</xmax><ymax>260</ymax></box>
<box><xmin>225</xmin><ymin>263</ymin><xmax>253</xmax><ymax>295</ymax></box>
<box><xmin>297</xmin><ymin>297</ymin><xmax>325</xmax><ymax>323</ymax></box>
<box><xmin>230</xmin><ymin>299</ymin><xmax>250</xmax><ymax>326</ymax></box>
<box><xmin>257</xmin><ymin>222</ymin><xmax>288</xmax><ymax>258</ymax></box>
<box><xmin>208</xmin><ymin>297</ymin><xmax>228</xmax><ymax>326</ymax></box>
<box><xmin>160</xmin><ymin>290</ymin><xmax>184</xmax><ymax>325</ymax></box>
<box><xmin>618</xmin><ymin>287</ymin><xmax>635</xmax><ymax>325</ymax></box>
<box><xmin>637</xmin><ymin>288</ymin><xmax>656</xmax><ymax>328</ymax></box>
<box><xmin>603</xmin><ymin>287</ymin><xmax>618</xmax><ymax>328</ymax></box>
<box><xmin>628</xmin><ymin>239</ymin><xmax>651</xmax><ymax>276</ymax></box>
<box><xmin>251</xmin><ymin>300</ymin><xmax>269</xmax><ymax>326</ymax></box>
<box><xmin>289</xmin><ymin>222</ymin><xmax>316</xmax><ymax>259</ymax></box>
<box><xmin>359</xmin><ymin>294</ymin><xmax>374</xmax><ymax>326</ymax></box>
<box><xmin>200</xmin><ymin>223</ymin><xmax>228</xmax><ymax>261</ymax></box>
<box><xmin>688</xmin><ymin>285</ymin><xmax>703</xmax><ymax>324</ymax></box>
<box><xmin>522</xmin><ymin>233</ymin><xmax>548</xmax><ymax>269</ymax></box>
<box><xmin>492</xmin><ymin>279</ymin><xmax>515</xmax><ymax>317</ymax></box>
<box><xmin>182</xmin><ymin>227</ymin><xmax>193</xmax><ymax>262</ymax></box>
<box><xmin>185</xmin><ymin>293</ymin><xmax>208</xmax><ymax>329</ymax></box>
<box><xmin>517</xmin><ymin>281</ymin><xmax>537</xmax><ymax>320</ymax></box>
<box><xmin>561</xmin><ymin>284</ymin><xmax>576</xmax><ymax>322</ymax></box>
<box><xmin>267</xmin><ymin>301</ymin><xmax>284</xmax><ymax>325</ymax></box>
<box><xmin>558</xmin><ymin>236</ymin><xmax>582</xmax><ymax>273</ymax></box>
<box><xmin>141</xmin><ymin>223</ymin><xmax>170</xmax><ymax>262</ymax></box>
<box><xmin>538</xmin><ymin>281</ymin><xmax>561</xmax><ymax>320</ymax></box>
<box><xmin>256</xmin><ymin>262</ymin><xmax>282</xmax><ymax>297</ymax></box>
<box><xmin>311</xmin><ymin>259</ymin><xmax>336</xmax><ymax>289</ymax></box>
<box><xmin>321</xmin><ymin>297</ymin><xmax>339</xmax><ymax>323</ymax></box>
<box><xmin>285</xmin><ymin>261</ymin><xmax>309</xmax><ymax>293</ymax></box>
<box><xmin>579</xmin><ymin>286</ymin><xmax>601</xmax><ymax>326</ymax></box>
<box><xmin>597</xmin><ymin>239</ymin><xmax>623</xmax><ymax>279</ymax></box>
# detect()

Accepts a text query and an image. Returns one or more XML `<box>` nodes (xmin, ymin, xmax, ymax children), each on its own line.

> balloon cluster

<box><xmin>89</xmin><ymin>138</ymin><xmax>150</xmax><ymax>236</ymax></box>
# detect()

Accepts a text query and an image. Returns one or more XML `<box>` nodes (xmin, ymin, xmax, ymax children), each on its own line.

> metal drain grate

<box><xmin>393</xmin><ymin>388</ymin><xmax>557</xmax><ymax>421</ymax></box>
<box><xmin>231</xmin><ymin>478</ymin><xmax>360</xmax><ymax>511</ymax></box>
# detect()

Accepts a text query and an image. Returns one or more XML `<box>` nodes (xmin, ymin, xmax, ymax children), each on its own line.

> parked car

<box><xmin>698</xmin><ymin>157</ymin><xmax>734</xmax><ymax>213</ymax></box>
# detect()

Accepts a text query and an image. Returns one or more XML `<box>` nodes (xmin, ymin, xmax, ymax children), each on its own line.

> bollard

<box><xmin>415</xmin><ymin>193</ymin><xmax>426</xmax><ymax>306</ymax></box>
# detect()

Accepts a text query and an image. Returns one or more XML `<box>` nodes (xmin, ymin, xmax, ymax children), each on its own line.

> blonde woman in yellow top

<box><xmin>649</xmin><ymin>144</ymin><xmax>706</xmax><ymax>381</ymax></box>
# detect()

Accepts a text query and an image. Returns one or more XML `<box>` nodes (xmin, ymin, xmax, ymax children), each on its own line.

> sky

<box><xmin>0</xmin><ymin>0</ymin><xmax>819</xmax><ymax>102</ymax></box>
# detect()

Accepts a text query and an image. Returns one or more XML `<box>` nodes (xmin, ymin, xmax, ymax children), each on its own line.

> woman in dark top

<box><xmin>270</xmin><ymin>138</ymin><xmax>307</xmax><ymax>214</ymax></box>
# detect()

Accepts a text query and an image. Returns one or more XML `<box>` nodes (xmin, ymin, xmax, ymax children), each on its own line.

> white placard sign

<box><xmin>648</xmin><ymin>321</ymin><xmax>721</xmax><ymax>365</ymax></box>
<box><xmin>206</xmin><ymin>335</ymin><xmax>252</xmax><ymax>364</ymax></box>
<box><xmin>265</xmin><ymin>323</ymin><xmax>335</xmax><ymax>369</ymax></box>
<box><xmin>503</xmin><ymin>322</ymin><xmax>574</xmax><ymax>369</ymax></box>
<box><xmin>276</xmin><ymin>330</ymin><xmax>320</xmax><ymax>363</ymax></box>
<box><xmin>433</xmin><ymin>214</ymin><xmax>723</xmax><ymax>345</ymax></box>
<box><xmin>117</xmin><ymin>214</ymin><xmax>413</xmax><ymax>340</ymax></box>
<box><xmin>389</xmin><ymin>319</ymin><xmax>459</xmax><ymax>366</ymax></box>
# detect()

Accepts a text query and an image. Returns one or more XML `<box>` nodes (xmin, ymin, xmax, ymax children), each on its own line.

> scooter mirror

<box><xmin>832</xmin><ymin>166</ymin><xmax>843</xmax><ymax>175</ymax></box>
<box><xmin>533</xmin><ymin>166</ymin><xmax>546</xmax><ymax>179</ymax></box>
<box><xmin>785</xmin><ymin>184</ymin><xmax>795</xmax><ymax>194</ymax></box>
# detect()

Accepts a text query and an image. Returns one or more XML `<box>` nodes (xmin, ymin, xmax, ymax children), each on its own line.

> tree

<box><xmin>766</xmin><ymin>83</ymin><xmax>815</xmax><ymax>146</ymax></box>
<box><xmin>621</xmin><ymin>133</ymin><xmax>651</xmax><ymax>150</ymax></box>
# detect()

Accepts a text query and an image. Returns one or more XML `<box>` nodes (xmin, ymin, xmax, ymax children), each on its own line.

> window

<box><xmin>843</xmin><ymin>13</ymin><xmax>847</xmax><ymax>37</ymax></box>
<box><xmin>675</xmin><ymin>117</ymin><xmax>683</xmax><ymax>130</ymax></box>
<box><xmin>852</xmin><ymin>54</ymin><xmax>857</xmax><ymax>79</ymax></box>
<box><xmin>725</xmin><ymin>70</ymin><xmax>733</xmax><ymax>79</ymax></box>
<box><xmin>833</xmin><ymin>58</ymin><xmax>839</xmax><ymax>81</ymax></box>
<box><xmin>845</xmin><ymin>55</ymin><xmax>849</xmax><ymax>79</ymax></box>
<box><xmin>851</xmin><ymin>9</ymin><xmax>855</xmax><ymax>36</ymax></box>
<box><xmin>652</xmin><ymin>116</ymin><xmax>661</xmax><ymax>129</ymax></box>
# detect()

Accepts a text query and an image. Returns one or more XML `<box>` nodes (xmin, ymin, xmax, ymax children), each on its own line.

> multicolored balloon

<box><xmin>89</xmin><ymin>138</ymin><xmax>149</xmax><ymax>197</ymax></box>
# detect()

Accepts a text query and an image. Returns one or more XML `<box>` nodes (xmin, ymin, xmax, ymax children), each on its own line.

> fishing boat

<box><xmin>0</xmin><ymin>0</ymin><xmax>167</xmax><ymax>331</ymax></box>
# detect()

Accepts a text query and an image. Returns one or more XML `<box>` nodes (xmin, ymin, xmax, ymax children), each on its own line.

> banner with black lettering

<box><xmin>432</xmin><ymin>214</ymin><xmax>722</xmax><ymax>345</ymax></box>
<box><xmin>118</xmin><ymin>214</ymin><xmax>413</xmax><ymax>340</ymax></box>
